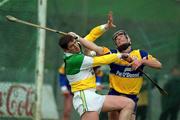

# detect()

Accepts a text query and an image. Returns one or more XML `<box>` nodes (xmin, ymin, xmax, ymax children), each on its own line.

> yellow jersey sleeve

<box><xmin>84</xmin><ymin>24</ymin><xmax>107</xmax><ymax>42</ymax></box>
<box><xmin>92</xmin><ymin>54</ymin><xmax>119</xmax><ymax>67</ymax></box>
<box><xmin>58</xmin><ymin>64</ymin><xmax>65</xmax><ymax>74</ymax></box>
<box><xmin>102</xmin><ymin>47</ymin><xmax>111</xmax><ymax>54</ymax></box>
<box><xmin>148</xmin><ymin>54</ymin><xmax>157</xmax><ymax>60</ymax></box>
<box><xmin>95</xmin><ymin>69</ymin><xmax>104</xmax><ymax>77</ymax></box>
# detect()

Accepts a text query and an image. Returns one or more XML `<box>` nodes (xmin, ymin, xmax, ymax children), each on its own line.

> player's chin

<box><xmin>74</xmin><ymin>50</ymin><xmax>81</xmax><ymax>54</ymax></box>
<box><xmin>71</xmin><ymin>49</ymin><xmax>80</xmax><ymax>53</ymax></box>
<box><xmin>76</xmin><ymin>48</ymin><xmax>81</xmax><ymax>53</ymax></box>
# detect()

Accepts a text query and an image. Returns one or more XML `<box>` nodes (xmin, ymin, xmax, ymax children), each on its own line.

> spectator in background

<box><xmin>136</xmin><ymin>73</ymin><xmax>159</xmax><ymax>120</ymax></box>
<box><xmin>58</xmin><ymin>63</ymin><xmax>73</xmax><ymax>120</ymax></box>
<box><xmin>159</xmin><ymin>66</ymin><xmax>180</xmax><ymax>120</ymax></box>
<box><xmin>136</xmin><ymin>80</ymin><xmax>148</xmax><ymax>120</ymax></box>
<box><xmin>94</xmin><ymin>66</ymin><xmax>105</xmax><ymax>91</ymax></box>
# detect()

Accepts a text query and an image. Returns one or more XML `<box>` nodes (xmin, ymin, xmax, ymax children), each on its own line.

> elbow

<box><xmin>146</xmin><ymin>60</ymin><xmax>162</xmax><ymax>69</ymax></box>
<box><xmin>159</xmin><ymin>63</ymin><xmax>162</xmax><ymax>69</ymax></box>
<box><xmin>156</xmin><ymin>62</ymin><xmax>162</xmax><ymax>69</ymax></box>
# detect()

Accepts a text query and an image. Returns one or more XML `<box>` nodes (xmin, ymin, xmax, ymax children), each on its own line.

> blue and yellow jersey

<box><xmin>58</xmin><ymin>64</ymin><xmax>71</xmax><ymax>92</ymax></box>
<box><xmin>94</xmin><ymin>67</ymin><xmax>104</xmax><ymax>86</ymax></box>
<box><xmin>102</xmin><ymin>48</ymin><xmax>156</xmax><ymax>95</ymax></box>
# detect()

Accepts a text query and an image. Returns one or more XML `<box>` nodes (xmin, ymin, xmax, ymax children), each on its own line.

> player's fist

<box><xmin>68</xmin><ymin>32</ymin><xmax>80</xmax><ymax>41</ymax></box>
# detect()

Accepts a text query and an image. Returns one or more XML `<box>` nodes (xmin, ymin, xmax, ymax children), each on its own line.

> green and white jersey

<box><xmin>64</xmin><ymin>52</ymin><xmax>121</xmax><ymax>92</ymax></box>
<box><xmin>64</xmin><ymin>52</ymin><xmax>96</xmax><ymax>92</ymax></box>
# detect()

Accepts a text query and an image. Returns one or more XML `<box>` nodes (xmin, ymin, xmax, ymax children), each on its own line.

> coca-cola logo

<box><xmin>0</xmin><ymin>84</ymin><xmax>35</xmax><ymax>118</ymax></box>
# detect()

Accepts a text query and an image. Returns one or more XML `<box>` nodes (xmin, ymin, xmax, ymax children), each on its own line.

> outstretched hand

<box><xmin>106</xmin><ymin>11</ymin><xmax>116</xmax><ymax>29</ymax></box>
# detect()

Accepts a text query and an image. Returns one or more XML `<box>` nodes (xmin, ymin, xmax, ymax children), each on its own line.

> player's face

<box><xmin>66</xmin><ymin>40</ymin><xmax>81</xmax><ymax>53</ymax></box>
<box><xmin>115</xmin><ymin>33</ymin><xmax>129</xmax><ymax>47</ymax></box>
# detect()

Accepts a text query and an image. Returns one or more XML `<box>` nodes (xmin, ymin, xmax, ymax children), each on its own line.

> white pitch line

<box><xmin>0</xmin><ymin>0</ymin><xmax>9</xmax><ymax>7</ymax></box>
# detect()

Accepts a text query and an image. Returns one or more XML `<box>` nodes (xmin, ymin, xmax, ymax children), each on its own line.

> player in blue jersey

<box><xmin>82</xmin><ymin>12</ymin><xmax>162</xmax><ymax>120</ymax></box>
<box><xmin>90</xmin><ymin>29</ymin><xmax>162</xmax><ymax>120</ymax></box>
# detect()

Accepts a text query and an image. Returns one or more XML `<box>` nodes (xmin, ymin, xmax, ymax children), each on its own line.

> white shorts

<box><xmin>73</xmin><ymin>88</ymin><xmax>106</xmax><ymax>117</ymax></box>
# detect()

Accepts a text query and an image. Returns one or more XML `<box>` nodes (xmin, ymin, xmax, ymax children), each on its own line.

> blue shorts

<box><xmin>108</xmin><ymin>88</ymin><xmax>138</xmax><ymax>113</ymax></box>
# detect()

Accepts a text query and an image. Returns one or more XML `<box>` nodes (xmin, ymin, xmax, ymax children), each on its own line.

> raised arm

<box><xmin>84</xmin><ymin>11</ymin><xmax>116</xmax><ymax>42</ymax></box>
<box><xmin>68</xmin><ymin>32</ymin><xmax>104</xmax><ymax>55</ymax></box>
<box><xmin>68</xmin><ymin>11</ymin><xmax>116</xmax><ymax>55</ymax></box>
<box><xmin>141</xmin><ymin>56</ymin><xmax>162</xmax><ymax>69</ymax></box>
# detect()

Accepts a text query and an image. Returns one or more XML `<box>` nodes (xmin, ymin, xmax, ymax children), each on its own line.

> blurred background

<box><xmin>0</xmin><ymin>0</ymin><xmax>179</xmax><ymax>120</ymax></box>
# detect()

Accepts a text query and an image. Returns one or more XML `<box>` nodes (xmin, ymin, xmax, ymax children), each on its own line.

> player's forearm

<box><xmin>142</xmin><ymin>59</ymin><xmax>162</xmax><ymax>69</ymax></box>
<box><xmin>78</xmin><ymin>37</ymin><xmax>104</xmax><ymax>55</ymax></box>
<box><xmin>84</xmin><ymin>24</ymin><xmax>108</xmax><ymax>42</ymax></box>
<box><xmin>92</xmin><ymin>53</ymin><xmax>122</xmax><ymax>67</ymax></box>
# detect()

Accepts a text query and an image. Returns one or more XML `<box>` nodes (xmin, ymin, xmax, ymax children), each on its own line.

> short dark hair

<box><xmin>112</xmin><ymin>30</ymin><xmax>128</xmax><ymax>41</ymax></box>
<box><xmin>58</xmin><ymin>35</ymin><xmax>74</xmax><ymax>49</ymax></box>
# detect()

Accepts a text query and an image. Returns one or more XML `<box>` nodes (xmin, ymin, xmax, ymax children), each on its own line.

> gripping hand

<box><xmin>68</xmin><ymin>32</ymin><xmax>81</xmax><ymax>41</ymax></box>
